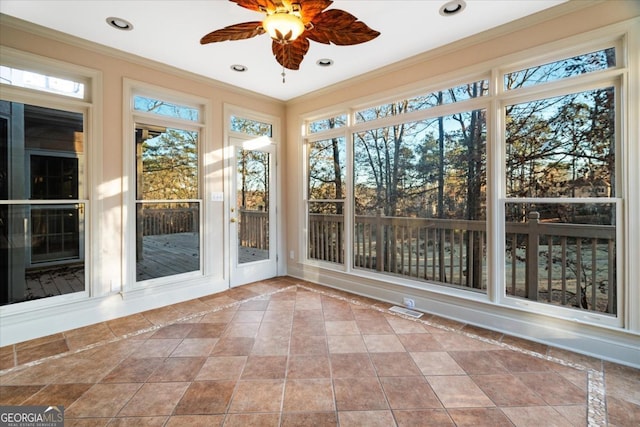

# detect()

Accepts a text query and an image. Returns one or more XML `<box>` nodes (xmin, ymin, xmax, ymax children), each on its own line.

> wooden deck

<box><xmin>239</xmin><ymin>247</ymin><xmax>269</xmax><ymax>264</ymax></box>
<box><xmin>24</xmin><ymin>263</ymin><xmax>85</xmax><ymax>302</ymax></box>
<box><xmin>23</xmin><ymin>232</ymin><xmax>269</xmax><ymax>301</ymax></box>
<box><xmin>136</xmin><ymin>232</ymin><xmax>200</xmax><ymax>281</ymax></box>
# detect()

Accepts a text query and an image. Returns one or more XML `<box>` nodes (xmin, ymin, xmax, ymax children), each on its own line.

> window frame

<box><xmin>123</xmin><ymin>79</ymin><xmax>208</xmax><ymax>290</ymax></box>
<box><xmin>0</xmin><ymin>47</ymin><xmax>101</xmax><ymax>313</ymax></box>
<box><xmin>300</xmin><ymin>26</ymin><xmax>631</xmax><ymax>328</ymax></box>
<box><xmin>498</xmin><ymin>63</ymin><xmax>623</xmax><ymax>327</ymax></box>
<box><xmin>26</xmin><ymin>149</ymin><xmax>86</xmax><ymax>267</ymax></box>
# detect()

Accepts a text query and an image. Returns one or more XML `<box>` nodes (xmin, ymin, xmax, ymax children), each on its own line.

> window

<box><xmin>505</xmin><ymin>87</ymin><xmax>615</xmax><ymax>199</ymax></box>
<box><xmin>352</xmin><ymin>107</ymin><xmax>487</xmax><ymax>290</ymax></box>
<box><xmin>504</xmin><ymin>62</ymin><xmax>619</xmax><ymax>316</ymax></box>
<box><xmin>30</xmin><ymin>155</ymin><xmax>79</xmax><ymax>199</ymax></box>
<box><xmin>1</xmin><ymin>65</ymin><xmax>86</xmax><ymax>99</ymax></box>
<box><xmin>504</xmin><ymin>47</ymin><xmax>615</xmax><ymax>90</ymax></box>
<box><xmin>302</xmin><ymin>37</ymin><xmax>626</xmax><ymax>325</ymax></box>
<box><xmin>504</xmin><ymin>202</ymin><xmax>617</xmax><ymax>315</ymax></box>
<box><xmin>131</xmin><ymin>92</ymin><xmax>204</xmax><ymax>283</ymax></box>
<box><xmin>309</xmin><ymin>114</ymin><xmax>347</xmax><ymax>133</ymax></box>
<box><xmin>134</xmin><ymin>95</ymin><xmax>199</xmax><ymax>121</ymax></box>
<box><xmin>307</xmin><ymin>136</ymin><xmax>346</xmax><ymax>264</ymax></box>
<box><xmin>1</xmin><ymin>101</ymin><xmax>87</xmax><ymax>305</ymax></box>
<box><xmin>355</xmin><ymin>80</ymin><xmax>488</xmax><ymax>123</ymax></box>
<box><xmin>231</xmin><ymin>115</ymin><xmax>272</xmax><ymax>137</ymax></box>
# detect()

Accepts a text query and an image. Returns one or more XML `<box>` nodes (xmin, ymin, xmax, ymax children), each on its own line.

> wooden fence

<box><xmin>309</xmin><ymin>210</ymin><xmax>616</xmax><ymax>314</ymax></box>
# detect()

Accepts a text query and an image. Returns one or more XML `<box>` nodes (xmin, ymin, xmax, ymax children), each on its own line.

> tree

<box><xmin>352</xmin><ymin>86</ymin><xmax>487</xmax><ymax>283</ymax></box>
<box><xmin>140</xmin><ymin>128</ymin><xmax>198</xmax><ymax>202</ymax></box>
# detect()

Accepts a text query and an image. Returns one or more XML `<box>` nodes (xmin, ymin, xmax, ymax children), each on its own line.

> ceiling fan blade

<box><xmin>200</xmin><ymin>21</ymin><xmax>265</xmax><ymax>44</ymax></box>
<box><xmin>306</xmin><ymin>9</ymin><xmax>380</xmax><ymax>45</ymax></box>
<box><xmin>272</xmin><ymin>37</ymin><xmax>310</xmax><ymax>70</ymax></box>
<box><xmin>298</xmin><ymin>0</ymin><xmax>333</xmax><ymax>23</ymax></box>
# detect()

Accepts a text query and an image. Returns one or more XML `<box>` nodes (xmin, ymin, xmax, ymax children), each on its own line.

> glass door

<box><xmin>229</xmin><ymin>137</ymin><xmax>277</xmax><ymax>286</ymax></box>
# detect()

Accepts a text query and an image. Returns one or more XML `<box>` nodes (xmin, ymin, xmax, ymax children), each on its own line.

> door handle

<box><xmin>230</xmin><ymin>218</ymin><xmax>237</xmax><ymax>223</ymax></box>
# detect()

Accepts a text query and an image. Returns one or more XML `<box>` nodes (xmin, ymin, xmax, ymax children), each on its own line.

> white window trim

<box><xmin>0</xmin><ymin>47</ymin><xmax>102</xmax><ymax>315</ymax></box>
<box><xmin>0</xmin><ymin>46</ymin><xmax>92</xmax><ymax>102</ymax></box>
<box><xmin>299</xmin><ymin>20</ymin><xmax>636</xmax><ymax>330</ymax></box>
<box><xmin>122</xmin><ymin>79</ymin><xmax>210</xmax><ymax>293</ymax></box>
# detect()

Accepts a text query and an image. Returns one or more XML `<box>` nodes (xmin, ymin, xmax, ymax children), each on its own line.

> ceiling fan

<box><xmin>200</xmin><ymin>0</ymin><xmax>380</xmax><ymax>73</ymax></box>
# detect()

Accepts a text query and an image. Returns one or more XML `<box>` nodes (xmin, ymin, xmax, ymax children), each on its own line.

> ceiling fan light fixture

<box><xmin>262</xmin><ymin>12</ymin><xmax>305</xmax><ymax>43</ymax></box>
<box><xmin>200</xmin><ymin>0</ymin><xmax>380</xmax><ymax>72</ymax></box>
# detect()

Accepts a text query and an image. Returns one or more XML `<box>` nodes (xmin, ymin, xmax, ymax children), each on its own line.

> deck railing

<box><xmin>239</xmin><ymin>209</ymin><xmax>269</xmax><ymax>249</ymax></box>
<box><xmin>141</xmin><ymin>207</ymin><xmax>269</xmax><ymax>249</ymax></box>
<box><xmin>506</xmin><ymin>211</ymin><xmax>616</xmax><ymax>314</ymax></box>
<box><xmin>142</xmin><ymin>207</ymin><xmax>199</xmax><ymax>236</ymax></box>
<box><xmin>353</xmin><ymin>211</ymin><xmax>487</xmax><ymax>289</ymax></box>
<box><xmin>309</xmin><ymin>210</ymin><xmax>616</xmax><ymax>314</ymax></box>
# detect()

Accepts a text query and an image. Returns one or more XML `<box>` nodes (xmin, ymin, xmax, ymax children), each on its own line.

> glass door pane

<box><xmin>236</xmin><ymin>147</ymin><xmax>270</xmax><ymax>264</ymax></box>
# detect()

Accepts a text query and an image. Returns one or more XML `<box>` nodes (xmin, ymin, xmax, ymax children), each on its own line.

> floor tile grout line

<box><xmin>299</xmin><ymin>284</ymin><xmax>600</xmax><ymax>370</ymax></box>
<box><xmin>296</xmin><ymin>283</ymin><xmax>606</xmax><ymax>427</ymax></box>
<box><xmin>0</xmin><ymin>285</ymin><xmax>298</xmax><ymax>377</ymax></box>
<box><xmin>1</xmin><ymin>281</ymin><xmax>606</xmax><ymax>426</ymax></box>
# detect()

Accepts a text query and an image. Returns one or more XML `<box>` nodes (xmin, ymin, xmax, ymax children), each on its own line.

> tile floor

<box><xmin>0</xmin><ymin>277</ymin><xmax>638</xmax><ymax>426</ymax></box>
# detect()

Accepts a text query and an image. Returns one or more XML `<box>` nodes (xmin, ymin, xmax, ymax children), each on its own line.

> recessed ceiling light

<box><xmin>316</xmin><ymin>58</ymin><xmax>334</xmax><ymax>67</ymax></box>
<box><xmin>106</xmin><ymin>17</ymin><xmax>133</xmax><ymax>31</ymax></box>
<box><xmin>439</xmin><ymin>0</ymin><xmax>466</xmax><ymax>16</ymax></box>
<box><xmin>231</xmin><ymin>64</ymin><xmax>248</xmax><ymax>72</ymax></box>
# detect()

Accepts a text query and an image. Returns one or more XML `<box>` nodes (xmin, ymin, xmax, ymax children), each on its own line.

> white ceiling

<box><xmin>1</xmin><ymin>0</ymin><xmax>567</xmax><ymax>101</ymax></box>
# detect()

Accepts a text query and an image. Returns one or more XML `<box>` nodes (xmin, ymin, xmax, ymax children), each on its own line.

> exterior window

<box><xmin>30</xmin><ymin>155</ymin><xmax>79</xmax><ymax>199</ymax></box>
<box><xmin>506</xmin><ymin>87</ymin><xmax>615</xmax><ymax>198</ymax></box>
<box><xmin>505</xmin><ymin>202</ymin><xmax>617</xmax><ymax>314</ymax></box>
<box><xmin>302</xmin><ymin>38</ymin><xmax>625</xmax><ymax>325</ymax></box>
<box><xmin>1</xmin><ymin>102</ymin><xmax>86</xmax><ymax>305</ymax></box>
<box><xmin>134</xmin><ymin>95</ymin><xmax>199</xmax><ymax>122</ymax></box>
<box><xmin>31</xmin><ymin>206</ymin><xmax>81</xmax><ymax>263</ymax></box>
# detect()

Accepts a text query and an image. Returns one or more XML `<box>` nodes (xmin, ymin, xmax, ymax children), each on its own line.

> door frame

<box><xmin>223</xmin><ymin>105</ymin><xmax>284</xmax><ymax>288</ymax></box>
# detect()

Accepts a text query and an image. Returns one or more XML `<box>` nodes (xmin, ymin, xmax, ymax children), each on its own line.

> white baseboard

<box><xmin>288</xmin><ymin>264</ymin><xmax>640</xmax><ymax>369</ymax></box>
<box><xmin>0</xmin><ymin>278</ymin><xmax>228</xmax><ymax>346</ymax></box>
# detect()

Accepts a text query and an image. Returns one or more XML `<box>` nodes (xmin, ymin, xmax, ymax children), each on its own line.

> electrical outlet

<box><xmin>403</xmin><ymin>297</ymin><xmax>415</xmax><ymax>309</ymax></box>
